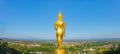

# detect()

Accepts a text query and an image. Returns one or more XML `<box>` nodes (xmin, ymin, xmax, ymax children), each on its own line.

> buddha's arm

<box><xmin>54</xmin><ymin>23</ymin><xmax>57</xmax><ymax>30</ymax></box>
<box><xmin>63</xmin><ymin>23</ymin><xmax>66</xmax><ymax>36</ymax></box>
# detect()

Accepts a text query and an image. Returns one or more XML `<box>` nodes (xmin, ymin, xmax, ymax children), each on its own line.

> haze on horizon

<box><xmin>0</xmin><ymin>0</ymin><xmax>120</xmax><ymax>40</ymax></box>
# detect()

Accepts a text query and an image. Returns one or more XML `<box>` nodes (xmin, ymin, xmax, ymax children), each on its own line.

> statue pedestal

<box><xmin>55</xmin><ymin>48</ymin><xmax>65</xmax><ymax>54</ymax></box>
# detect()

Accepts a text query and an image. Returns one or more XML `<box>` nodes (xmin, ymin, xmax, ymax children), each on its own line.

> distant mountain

<box><xmin>71</xmin><ymin>38</ymin><xmax>120</xmax><ymax>41</ymax></box>
<box><xmin>0</xmin><ymin>37</ymin><xmax>120</xmax><ymax>41</ymax></box>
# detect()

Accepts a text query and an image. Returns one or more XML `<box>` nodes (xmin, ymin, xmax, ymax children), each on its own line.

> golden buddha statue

<box><xmin>54</xmin><ymin>12</ymin><xmax>65</xmax><ymax>54</ymax></box>
<box><xmin>54</xmin><ymin>11</ymin><xmax>66</xmax><ymax>54</ymax></box>
<box><xmin>54</xmin><ymin>11</ymin><xmax>66</xmax><ymax>48</ymax></box>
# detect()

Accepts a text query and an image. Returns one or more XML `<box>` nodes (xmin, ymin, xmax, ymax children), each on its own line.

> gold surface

<box><xmin>55</xmin><ymin>48</ymin><xmax>65</xmax><ymax>54</ymax></box>
<box><xmin>54</xmin><ymin>11</ymin><xmax>66</xmax><ymax>54</ymax></box>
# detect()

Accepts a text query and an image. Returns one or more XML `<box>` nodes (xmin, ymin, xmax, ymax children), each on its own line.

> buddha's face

<box><xmin>58</xmin><ymin>16</ymin><xmax>62</xmax><ymax>21</ymax></box>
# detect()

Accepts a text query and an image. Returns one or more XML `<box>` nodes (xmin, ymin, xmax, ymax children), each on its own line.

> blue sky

<box><xmin>0</xmin><ymin>0</ymin><xmax>120</xmax><ymax>39</ymax></box>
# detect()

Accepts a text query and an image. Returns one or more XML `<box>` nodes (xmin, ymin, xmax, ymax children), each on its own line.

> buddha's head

<box><xmin>58</xmin><ymin>11</ymin><xmax>62</xmax><ymax>21</ymax></box>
